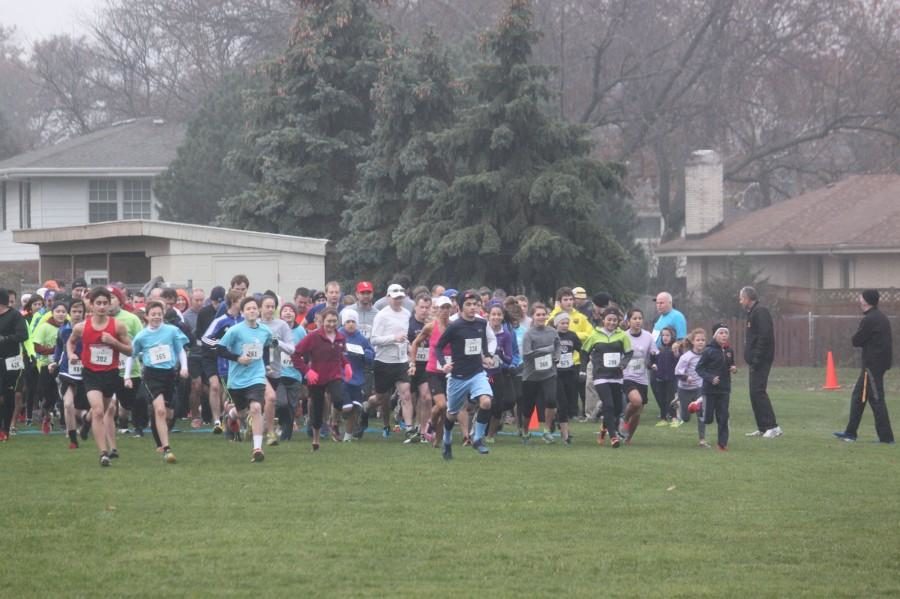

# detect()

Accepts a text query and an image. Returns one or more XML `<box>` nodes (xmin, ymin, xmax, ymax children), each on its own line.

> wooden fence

<box><xmin>689</xmin><ymin>314</ymin><xmax>900</xmax><ymax>368</ymax></box>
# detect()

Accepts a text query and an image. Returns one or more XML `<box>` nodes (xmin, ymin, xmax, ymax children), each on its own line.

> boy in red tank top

<box><xmin>67</xmin><ymin>287</ymin><xmax>132</xmax><ymax>467</ymax></box>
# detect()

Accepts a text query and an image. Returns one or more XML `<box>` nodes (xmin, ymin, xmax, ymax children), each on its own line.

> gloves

<box><xmin>305</xmin><ymin>369</ymin><xmax>319</xmax><ymax>386</ymax></box>
<box><xmin>343</xmin><ymin>363</ymin><xmax>353</xmax><ymax>382</ymax></box>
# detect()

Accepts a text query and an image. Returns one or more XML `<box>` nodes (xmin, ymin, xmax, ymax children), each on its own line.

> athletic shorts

<box><xmin>343</xmin><ymin>382</ymin><xmax>364</xmax><ymax>409</ymax></box>
<box><xmin>82</xmin><ymin>369</ymin><xmax>122</xmax><ymax>398</ymax></box>
<box><xmin>427</xmin><ymin>373</ymin><xmax>447</xmax><ymax>397</ymax></box>
<box><xmin>188</xmin><ymin>355</ymin><xmax>204</xmax><ymax>380</ymax></box>
<box><xmin>228</xmin><ymin>384</ymin><xmax>265</xmax><ymax>411</ymax></box>
<box><xmin>142</xmin><ymin>367</ymin><xmax>178</xmax><ymax>409</ymax></box>
<box><xmin>200</xmin><ymin>354</ymin><xmax>219</xmax><ymax>380</ymax></box>
<box><xmin>623</xmin><ymin>380</ymin><xmax>649</xmax><ymax>405</ymax></box>
<box><xmin>446</xmin><ymin>371</ymin><xmax>493</xmax><ymax>415</ymax></box>
<box><xmin>373</xmin><ymin>361</ymin><xmax>409</xmax><ymax>394</ymax></box>
<box><xmin>266</xmin><ymin>376</ymin><xmax>280</xmax><ymax>391</ymax></box>
<box><xmin>411</xmin><ymin>363</ymin><xmax>429</xmax><ymax>388</ymax></box>
<box><xmin>59</xmin><ymin>374</ymin><xmax>89</xmax><ymax>411</ymax></box>
<box><xmin>116</xmin><ymin>377</ymin><xmax>141</xmax><ymax>410</ymax></box>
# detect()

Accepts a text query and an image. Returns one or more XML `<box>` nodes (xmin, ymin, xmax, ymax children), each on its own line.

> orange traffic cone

<box><xmin>528</xmin><ymin>407</ymin><xmax>540</xmax><ymax>431</ymax></box>
<box><xmin>823</xmin><ymin>351</ymin><xmax>841</xmax><ymax>390</ymax></box>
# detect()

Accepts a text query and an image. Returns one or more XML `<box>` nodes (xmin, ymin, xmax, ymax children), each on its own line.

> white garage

<box><xmin>14</xmin><ymin>219</ymin><xmax>328</xmax><ymax>296</ymax></box>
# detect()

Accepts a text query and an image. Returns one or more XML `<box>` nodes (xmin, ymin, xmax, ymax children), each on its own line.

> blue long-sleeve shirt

<box><xmin>340</xmin><ymin>328</ymin><xmax>374</xmax><ymax>386</ymax></box>
<box><xmin>435</xmin><ymin>316</ymin><xmax>490</xmax><ymax>380</ymax></box>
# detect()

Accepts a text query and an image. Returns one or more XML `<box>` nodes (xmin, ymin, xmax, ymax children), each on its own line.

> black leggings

<box><xmin>522</xmin><ymin>376</ymin><xmax>558</xmax><ymax>424</ymax></box>
<box><xmin>308</xmin><ymin>379</ymin><xmax>343</xmax><ymax>430</ymax></box>
<box><xmin>489</xmin><ymin>371</ymin><xmax>515</xmax><ymax>419</ymax></box>
<box><xmin>595</xmin><ymin>382</ymin><xmax>623</xmax><ymax>437</ymax></box>
<box><xmin>652</xmin><ymin>378</ymin><xmax>677</xmax><ymax>420</ymax></box>
<box><xmin>1</xmin><ymin>371</ymin><xmax>18</xmax><ymax>434</ymax></box>
<box><xmin>38</xmin><ymin>366</ymin><xmax>60</xmax><ymax>415</ymax></box>
<box><xmin>23</xmin><ymin>358</ymin><xmax>38</xmax><ymax>420</ymax></box>
<box><xmin>556</xmin><ymin>369</ymin><xmax>579</xmax><ymax>423</ymax></box>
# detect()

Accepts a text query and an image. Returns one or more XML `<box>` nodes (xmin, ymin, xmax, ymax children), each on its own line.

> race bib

<box><xmin>626</xmin><ymin>359</ymin><xmax>645</xmax><ymax>375</ymax></box>
<box><xmin>558</xmin><ymin>353</ymin><xmax>573</xmax><ymax>368</ymax></box>
<box><xmin>464</xmin><ymin>338</ymin><xmax>481</xmax><ymax>356</ymax></box>
<box><xmin>280</xmin><ymin>353</ymin><xmax>293</xmax><ymax>368</ymax></box>
<box><xmin>603</xmin><ymin>352</ymin><xmax>620</xmax><ymax>368</ymax></box>
<box><xmin>69</xmin><ymin>359</ymin><xmax>83</xmax><ymax>376</ymax></box>
<box><xmin>148</xmin><ymin>344</ymin><xmax>172</xmax><ymax>366</ymax></box>
<box><xmin>90</xmin><ymin>345</ymin><xmax>114</xmax><ymax>366</ymax></box>
<box><xmin>415</xmin><ymin>346</ymin><xmax>429</xmax><ymax>362</ymax></box>
<box><xmin>242</xmin><ymin>343</ymin><xmax>263</xmax><ymax>360</ymax></box>
<box><xmin>535</xmin><ymin>354</ymin><xmax>553</xmax><ymax>371</ymax></box>
<box><xmin>4</xmin><ymin>355</ymin><xmax>23</xmax><ymax>371</ymax></box>
<box><xmin>346</xmin><ymin>343</ymin><xmax>364</xmax><ymax>355</ymax></box>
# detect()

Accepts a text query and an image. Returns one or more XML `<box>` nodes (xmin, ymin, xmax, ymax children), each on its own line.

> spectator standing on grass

<box><xmin>740</xmin><ymin>286</ymin><xmax>783</xmax><ymax>438</ymax></box>
<box><xmin>834</xmin><ymin>289</ymin><xmax>895</xmax><ymax>444</ymax></box>
<box><xmin>651</xmin><ymin>292</ymin><xmax>687</xmax><ymax>347</ymax></box>
<box><xmin>695</xmin><ymin>323</ymin><xmax>736</xmax><ymax>451</ymax></box>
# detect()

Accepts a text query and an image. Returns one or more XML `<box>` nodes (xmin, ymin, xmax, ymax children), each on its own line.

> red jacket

<box><xmin>292</xmin><ymin>328</ymin><xmax>349</xmax><ymax>385</ymax></box>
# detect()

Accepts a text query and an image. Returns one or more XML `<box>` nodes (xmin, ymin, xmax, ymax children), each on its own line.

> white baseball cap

<box><xmin>433</xmin><ymin>296</ymin><xmax>452</xmax><ymax>308</ymax></box>
<box><xmin>387</xmin><ymin>284</ymin><xmax>406</xmax><ymax>298</ymax></box>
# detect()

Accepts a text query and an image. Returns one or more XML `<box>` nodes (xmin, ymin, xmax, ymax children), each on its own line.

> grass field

<box><xmin>4</xmin><ymin>368</ymin><xmax>900</xmax><ymax>598</ymax></box>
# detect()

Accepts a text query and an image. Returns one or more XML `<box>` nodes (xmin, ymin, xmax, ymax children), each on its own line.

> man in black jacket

<box><xmin>0</xmin><ymin>288</ymin><xmax>29</xmax><ymax>440</ymax></box>
<box><xmin>740</xmin><ymin>286</ymin><xmax>782</xmax><ymax>438</ymax></box>
<box><xmin>834</xmin><ymin>289</ymin><xmax>895</xmax><ymax>443</ymax></box>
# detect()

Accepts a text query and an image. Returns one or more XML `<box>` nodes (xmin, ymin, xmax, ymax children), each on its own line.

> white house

<box><xmin>0</xmin><ymin>118</ymin><xmax>184</xmax><ymax>276</ymax></box>
<box><xmin>1</xmin><ymin>117</ymin><xmax>329</xmax><ymax>296</ymax></box>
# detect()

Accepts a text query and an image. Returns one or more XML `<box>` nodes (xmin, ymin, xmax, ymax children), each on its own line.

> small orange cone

<box><xmin>823</xmin><ymin>351</ymin><xmax>841</xmax><ymax>390</ymax></box>
<box><xmin>528</xmin><ymin>407</ymin><xmax>540</xmax><ymax>431</ymax></box>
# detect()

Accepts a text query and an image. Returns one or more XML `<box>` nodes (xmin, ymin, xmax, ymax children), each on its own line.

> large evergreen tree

<box><xmin>220</xmin><ymin>0</ymin><xmax>387</xmax><ymax>236</ymax></box>
<box><xmin>337</xmin><ymin>30</ymin><xmax>456</xmax><ymax>285</ymax></box>
<box><xmin>155</xmin><ymin>73</ymin><xmax>257</xmax><ymax>225</ymax></box>
<box><xmin>400</xmin><ymin>0</ymin><xmax>638</xmax><ymax>299</ymax></box>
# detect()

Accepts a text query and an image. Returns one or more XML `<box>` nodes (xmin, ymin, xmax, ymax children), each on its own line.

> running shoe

<box><xmin>564</xmin><ymin>435</ymin><xmax>573</xmax><ymax>446</ymax></box>
<box><xmin>670</xmin><ymin>419</ymin><xmax>684</xmax><ymax>428</ymax></box>
<box><xmin>833</xmin><ymin>431</ymin><xmax>857</xmax><ymax>442</ymax></box>
<box><xmin>41</xmin><ymin>418</ymin><xmax>51</xmax><ymax>434</ymax></box>
<box><xmin>331</xmin><ymin>426</ymin><xmax>341</xmax><ymax>443</ymax></box>
<box><xmin>0</xmin><ymin>431</ymin><xmax>7</xmax><ymax>442</ymax></box>
<box><xmin>442</xmin><ymin>442</ymin><xmax>453</xmax><ymax>460</ymax></box>
<box><xmin>610</xmin><ymin>435</ymin><xmax>621</xmax><ymax>448</ymax></box>
<box><xmin>655</xmin><ymin>420</ymin><xmax>669</xmax><ymax>428</ymax></box>
<box><xmin>212</xmin><ymin>421</ymin><xmax>223</xmax><ymax>434</ymax></box>
<box><xmin>80</xmin><ymin>418</ymin><xmax>91</xmax><ymax>440</ymax></box>
<box><xmin>342</xmin><ymin>432</ymin><xmax>353</xmax><ymax>443</ymax></box>
<box><xmin>109</xmin><ymin>449</ymin><xmax>119</xmax><ymax>459</ymax></box>
<box><xmin>266</xmin><ymin>432</ymin><xmax>279</xmax><ymax>447</ymax></box>
<box><xmin>251</xmin><ymin>448</ymin><xmax>265</xmax><ymax>462</ymax></box>
<box><xmin>542</xmin><ymin>432</ymin><xmax>555</xmax><ymax>444</ymax></box>
<box><xmin>9</xmin><ymin>426</ymin><xmax>16</xmax><ymax>436</ymax></box>
<box><xmin>762</xmin><ymin>426</ymin><xmax>784</xmax><ymax>439</ymax></box>
<box><xmin>164</xmin><ymin>449</ymin><xmax>177</xmax><ymax>464</ymax></box>
<box><xmin>403</xmin><ymin>432</ymin><xmax>422</xmax><ymax>445</ymax></box>
<box><xmin>462</xmin><ymin>436</ymin><xmax>472</xmax><ymax>447</ymax></box>
<box><xmin>68</xmin><ymin>441</ymin><xmax>78</xmax><ymax>450</ymax></box>
<box><xmin>745</xmin><ymin>430</ymin><xmax>763</xmax><ymax>437</ymax></box>
<box><xmin>698</xmin><ymin>440</ymin><xmax>711</xmax><ymax>448</ymax></box>
<box><xmin>717</xmin><ymin>444</ymin><xmax>728</xmax><ymax>452</ymax></box>
<box><xmin>100</xmin><ymin>454</ymin><xmax>111</xmax><ymax>467</ymax></box>
<box><xmin>382</xmin><ymin>427</ymin><xmax>391</xmax><ymax>439</ymax></box>
<box><xmin>484</xmin><ymin>436</ymin><xmax>495</xmax><ymax>445</ymax></box>
<box><xmin>312</xmin><ymin>443</ymin><xmax>320</xmax><ymax>452</ymax></box>
<box><xmin>472</xmin><ymin>438</ymin><xmax>489</xmax><ymax>454</ymax></box>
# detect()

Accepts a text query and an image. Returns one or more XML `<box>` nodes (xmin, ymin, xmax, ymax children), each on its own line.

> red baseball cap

<box><xmin>356</xmin><ymin>281</ymin><xmax>374</xmax><ymax>293</ymax></box>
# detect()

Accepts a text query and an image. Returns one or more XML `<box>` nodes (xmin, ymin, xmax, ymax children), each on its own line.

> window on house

<box><xmin>19</xmin><ymin>180</ymin><xmax>31</xmax><ymax>229</ymax></box>
<box><xmin>122</xmin><ymin>179</ymin><xmax>152</xmax><ymax>220</ymax></box>
<box><xmin>840</xmin><ymin>257</ymin><xmax>852</xmax><ymax>288</ymax></box>
<box><xmin>1</xmin><ymin>181</ymin><xmax>6</xmax><ymax>231</ymax></box>
<box><xmin>815</xmin><ymin>257</ymin><xmax>824</xmax><ymax>289</ymax></box>
<box><xmin>89</xmin><ymin>180</ymin><xmax>118</xmax><ymax>223</ymax></box>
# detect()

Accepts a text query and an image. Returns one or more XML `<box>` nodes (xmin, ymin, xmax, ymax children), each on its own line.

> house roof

<box><xmin>0</xmin><ymin>118</ymin><xmax>185</xmax><ymax>178</ymax></box>
<box><xmin>13</xmin><ymin>220</ymin><xmax>328</xmax><ymax>257</ymax></box>
<box><xmin>656</xmin><ymin>174</ymin><xmax>900</xmax><ymax>256</ymax></box>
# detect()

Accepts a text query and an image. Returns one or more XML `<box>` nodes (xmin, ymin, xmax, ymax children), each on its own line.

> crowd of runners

<box><xmin>0</xmin><ymin>275</ymin><xmax>786</xmax><ymax>467</ymax></box>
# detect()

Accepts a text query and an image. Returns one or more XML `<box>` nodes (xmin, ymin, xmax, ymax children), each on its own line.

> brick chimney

<box><xmin>684</xmin><ymin>149</ymin><xmax>723</xmax><ymax>237</ymax></box>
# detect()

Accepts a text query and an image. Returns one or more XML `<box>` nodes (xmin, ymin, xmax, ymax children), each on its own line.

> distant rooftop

<box><xmin>656</xmin><ymin>174</ymin><xmax>900</xmax><ymax>256</ymax></box>
<box><xmin>0</xmin><ymin>118</ymin><xmax>186</xmax><ymax>176</ymax></box>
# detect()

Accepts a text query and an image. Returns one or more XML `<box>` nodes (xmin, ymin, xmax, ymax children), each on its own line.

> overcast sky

<box><xmin>1</xmin><ymin>0</ymin><xmax>104</xmax><ymax>45</ymax></box>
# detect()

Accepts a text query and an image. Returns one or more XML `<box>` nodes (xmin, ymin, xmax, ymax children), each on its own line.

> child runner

<box><xmin>553</xmin><ymin>312</ymin><xmax>581</xmax><ymax>444</ymax></box>
<box><xmin>485</xmin><ymin>302</ymin><xmax>514</xmax><ymax>444</ymax></box>
<box><xmin>52</xmin><ymin>300</ymin><xmax>89</xmax><ymax>448</ymax></box>
<box><xmin>621</xmin><ymin>308</ymin><xmax>656</xmax><ymax>444</ymax></box>
<box><xmin>405</xmin><ymin>293</ymin><xmax>433</xmax><ymax>444</ymax></box>
<box><xmin>650</xmin><ymin>326</ymin><xmax>678</xmax><ymax>426</ymax></box>
<box><xmin>216</xmin><ymin>297</ymin><xmax>274</xmax><ymax>462</ymax></box>
<box><xmin>339</xmin><ymin>309</ymin><xmax>373</xmax><ymax>442</ymax></box>
<box><xmin>125</xmin><ymin>301</ymin><xmax>190</xmax><ymax>463</ymax></box>
<box><xmin>259</xmin><ymin>294</ymin><xmax>296</xmax><ymax>447</ymax></box>
<box><xmin>520</xmin><ymin>303</ymin><xmax>560</xmax><ymax>444</ymax></box>
<box><xmin>695</xmin><ymin>323</ymin><xmax>737</xmax><ymax>451</ymax></box>
<box><xmin>411</xmin><ymin>296</ymin><xmax>453</xmax><ymax>447</ymax></box>
<box><xmin>66</xmin><ymin>287</ymin><xmax>133</xmax><ymax>466</ymax></box>
<box><xmin>32</xmin><ymin>300</ymin><xmax>67</xmax><ymax>434</ymax></box>
<box><xmin>276</xmin><ymin>303</ymin><xmax>306</xmax><ymax>442</ymax></box>
<box><xmin>674</xmin><ymin>328</ymin><xmax>706</xmax><ymax>445</ymax></box>
<box><xmin>583</xmin><ymin>307</ymin><xmax>632</xmax><ymax>448</ymax></box>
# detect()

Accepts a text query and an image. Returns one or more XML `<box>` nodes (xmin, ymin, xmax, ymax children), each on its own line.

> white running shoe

<box><xmin>745</xmin><ymin>430</ymin><xmax>763</xmax><ymax>437</ymax></box>
<box><xmin>762</xmin><ymin>426</ymin><xmax>783</xmax><ymax>438</ymax></box>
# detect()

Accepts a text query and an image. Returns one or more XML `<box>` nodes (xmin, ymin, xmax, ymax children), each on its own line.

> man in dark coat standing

<box><xmin>834</xmin><ymin>289</ymin><xmax>895</xmax><ymax>443</ymax></box>
<box><xmin>740</xmin><ymin>286</ymin><xmax>782</xmax><ymax>438</ymax></box>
